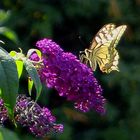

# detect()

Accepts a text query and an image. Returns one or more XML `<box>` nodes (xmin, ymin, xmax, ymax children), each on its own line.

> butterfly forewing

<box><xmin>90</xmin><ymin>23</ymin><xmax>116</xmax><ymax>50</ymax></box>
<box><xmin>110</xmin><ymin>25</ymin><xmax>127</xmax><ymax>48</ymax></box>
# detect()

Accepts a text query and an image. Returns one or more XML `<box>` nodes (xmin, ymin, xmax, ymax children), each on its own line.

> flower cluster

<box><xmin>0</xmin><ymin>98</ymin><xmax>8</xmax><ymax>124</ymax></box>
<box><xmin>30</xmin><ymin>38</ymin><xmax>106</xmax><ymax>114</ymax></box>
<box><xmin>0</xmin><ymin>95</ymin><xmax>63</xmax><ymax>137</ymax></box>
<box><xmin>14</xmin><ymin>95</ymin><xmax>63</xmax><ymax>137</ymax></box>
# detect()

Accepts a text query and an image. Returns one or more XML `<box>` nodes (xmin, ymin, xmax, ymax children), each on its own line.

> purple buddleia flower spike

<box><xmin>30</xmin><ymin>38</ymin><xmax>106</xmax><ymax>114</ymax></box>
<box><xmin>0</xmin><ymin>98</ymin><xmax>8</xmax><ymax>124</ymax></box>
<box><xmin>14</xmin><ymin>94</ymin><xmax>63</xmax><ymax>137</ymax></box>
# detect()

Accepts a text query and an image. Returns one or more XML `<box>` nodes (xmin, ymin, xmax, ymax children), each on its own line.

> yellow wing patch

<box><xmin>79</xmin><ymin>23</ymin><xmax>127</xmax><ymax>73</ymax></box>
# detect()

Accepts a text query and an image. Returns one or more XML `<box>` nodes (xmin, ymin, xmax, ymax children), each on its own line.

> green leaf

<box><xmin>15</xmin><ymin>60</ymin><xmax>23</xmax><ymax>78</ymax></box>
<box><xmin>28</xmin><ymin>77</ymin><xmax>34</xmax><ymax>96</ymax></box>
<box><xmin>0</xmin><ymin>27</ymin><xmax>19</xmax><ymax>43</ymax></box>
<box><xmin>0</xmin><ymin>47</ymin><xmax>19</xmax><ymax>118</ymax></box>
<box><xmin>0</xmin><ymin>127</ymin><xmax>19</xmax><ymax>140</ymax></box>
<box><xmin>9</xmin><ymin>51</ymin><xmax>24</xmax><ymax>78</ymax></box>
<box><xmin>23</xmin><ymin>59</ymin><xmax>42</xmax><ymax>101</ymax></box>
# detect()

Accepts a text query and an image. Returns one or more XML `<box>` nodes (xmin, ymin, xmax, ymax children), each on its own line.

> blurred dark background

<box><xmin>0</xmin><ymin>0</ymin><xmax>140</xmax><ymax>140</ymax></box>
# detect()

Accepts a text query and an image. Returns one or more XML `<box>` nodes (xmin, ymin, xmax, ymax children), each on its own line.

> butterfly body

<box><xmin>79</xmin><ymin>23</ymin><xmax>127</xmax><ymax>73</ymax></box>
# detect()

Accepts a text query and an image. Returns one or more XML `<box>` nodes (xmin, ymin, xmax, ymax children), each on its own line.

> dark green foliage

<box><xmin>0</xmin><ymin>46</ymin><xmax>18</xmax><ymax>118</ymax></box>
<box><xmin>0</xmin><ymin>0</ymin><xmax>140</xmax><ymax>139</ymax></box>
<box><xmin>0</xmin><ymin>127</ymin><xmax>19</xmax><ymax>140</ymax></box>
<box><xmin>23</xmin><ymin>58</ymin><xmax>42</xmax><ymax>101</ymax></box>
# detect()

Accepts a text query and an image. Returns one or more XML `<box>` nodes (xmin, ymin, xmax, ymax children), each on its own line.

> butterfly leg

<box><xmin>84</xmin><ymin>49</ymin><xmax>97</xmax><ymax>71</ymax></box>
<box><xmin>79</xmin><ymin>52</ymin><xmax>93</xmax><ymax>69</ymax></box>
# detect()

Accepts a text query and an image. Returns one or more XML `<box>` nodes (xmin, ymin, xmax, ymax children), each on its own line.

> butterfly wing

<box><xmin>101</xmin><ymin>25</ymin><xmax>127</xmax><ymax>73</ymax></box>
<box><xmin>80</xmin><ymin>23</ymin><xmax>116</xmax><ymax>71</ymax></box>
<box><xmin>80</xmin><ymin>24</ymin><xmax>127</xmax><ymax>73</ymax></box>
<box><xmin>90</xmin><ymin>23</ymin><xmax>116</xmax><ymax>50</ymax></box>
<box><xmin>84</xmin><ymin>42</ymin><xmax>110</xmax><ymax>71</ymax></box>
